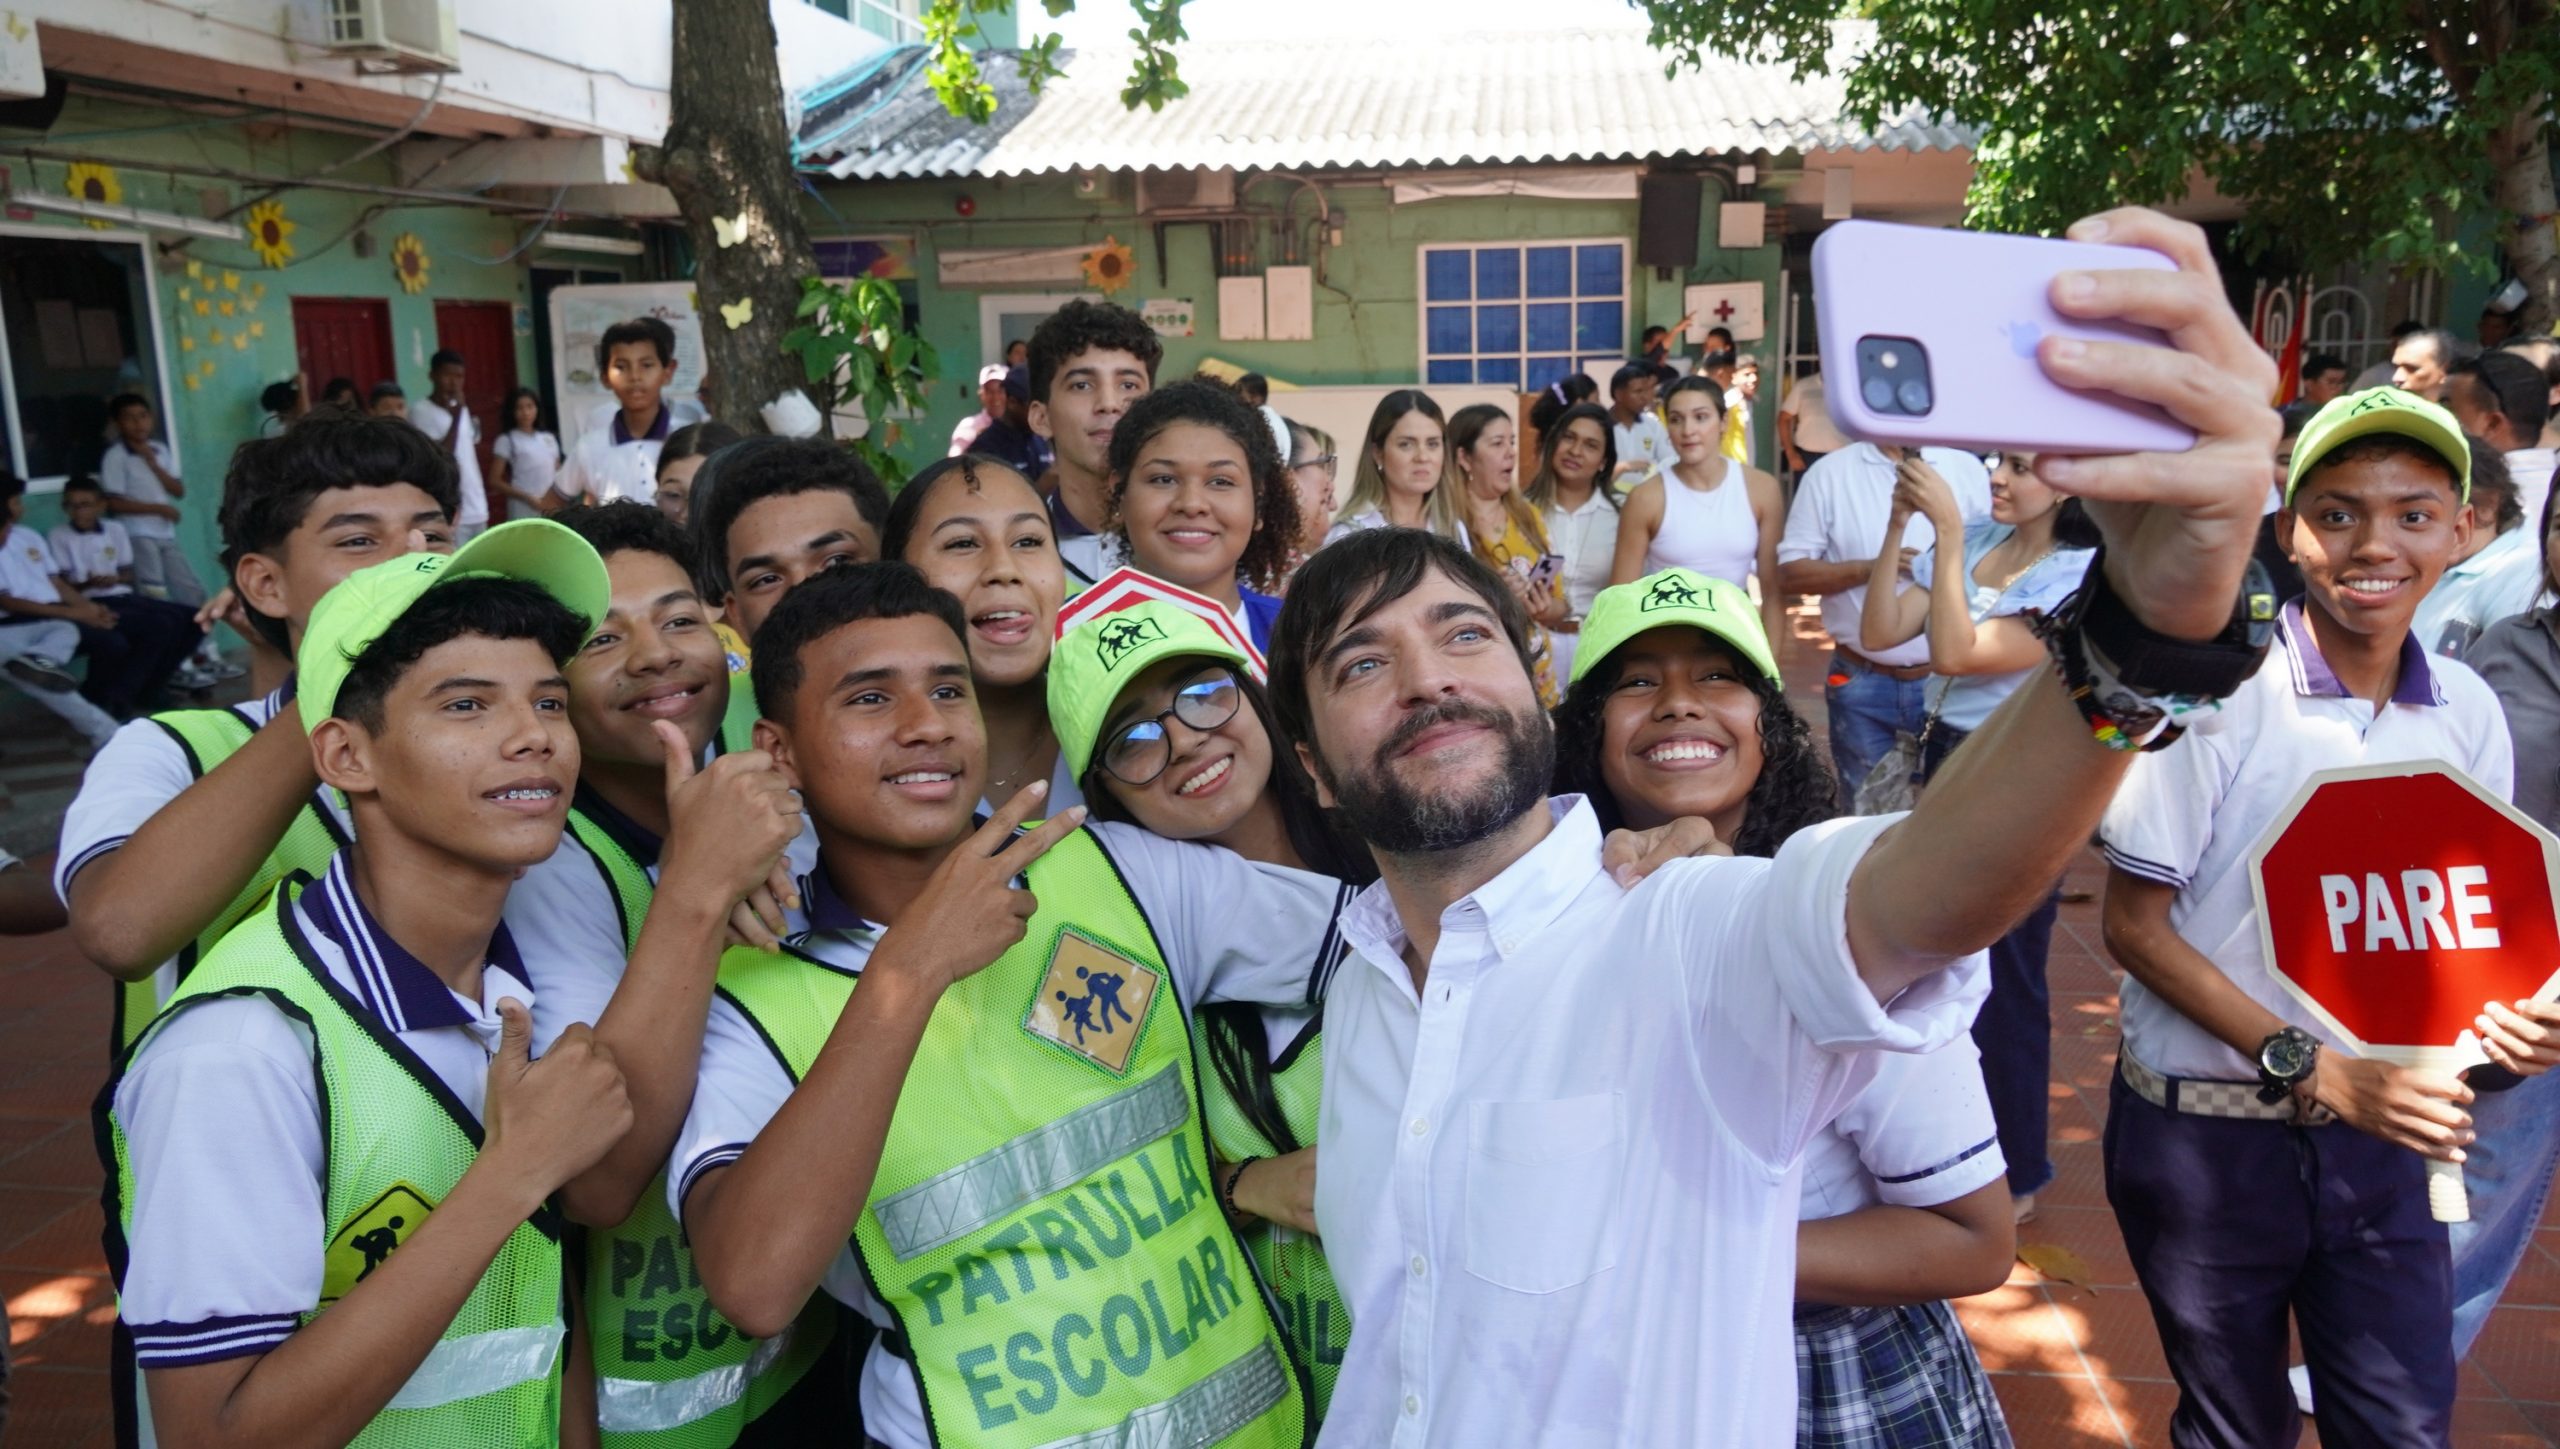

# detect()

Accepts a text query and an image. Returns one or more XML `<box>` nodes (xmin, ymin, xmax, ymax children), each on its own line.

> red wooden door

<box><xmin>436</xmin><ymin>300</ymin><xmax>519</xmax><ymax>518</ymax></box>
<box><xmin>291</xmin><ymin>297</ymin><xmax>394</xmax><ymax>399</ymax></box>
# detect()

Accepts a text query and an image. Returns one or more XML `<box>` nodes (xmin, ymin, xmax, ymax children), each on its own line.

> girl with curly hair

<box><xmin>1552</xmin><ymin>567</ymin><xmax>2015</xmax><ymax>1449</ymax></box>
<box><xmin>1106</xmin><ymin>379</ymin><xmax>1303</xmax><ymax>650</ymax></box>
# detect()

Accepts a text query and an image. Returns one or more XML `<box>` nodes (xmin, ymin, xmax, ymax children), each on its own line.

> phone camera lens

<box><xmin>1862</xmin><ymin>377</ymin><xmax>1897</xmax><ymax>413</ymax></box>
<box><xmin>1896</xmin><ymin>379</ymin><xmax>1932</xmax><ymax>414</ymax></box>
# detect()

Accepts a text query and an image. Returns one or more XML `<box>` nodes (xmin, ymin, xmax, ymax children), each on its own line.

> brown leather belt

<box><xmin>1833</xmin><ymin>648</ymin><xmax>1934</xmax><ymax>683</ymax></box>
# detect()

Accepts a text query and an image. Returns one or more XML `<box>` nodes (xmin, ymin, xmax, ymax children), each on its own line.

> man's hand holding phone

<box><xmin>2033</xmin><ymin>209</ymin><xmax>2277</xmax><ymax>641</ymax></box>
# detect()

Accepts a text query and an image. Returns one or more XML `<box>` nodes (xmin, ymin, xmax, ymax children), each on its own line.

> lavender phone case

<box><xmin>1812</xmin><ymin>220</ymin><xmax>2199</xmax><ymax>456</ymax></box>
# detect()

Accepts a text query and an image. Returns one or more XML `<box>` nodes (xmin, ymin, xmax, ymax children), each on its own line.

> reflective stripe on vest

<box><xmin>1196</xmin><ymin>1021</ymin><xmax>1346</xmax><ymax>1424</ymax></box>
<box><xmin>714</xmin><ymin>828</ymin><xmax>1305</xmax><ymax>1449</ymax></box>
<box><xmin>103</xmin><ymin>878</ymin><xmax>563</xmax><ymax>1448</ymax></box>
<box><xmin>115</xmin><ymin>708</ymin><xmax>346</xmax><ymax>1055</ymax></box>
<box><xmin>562</xmin><ymin>807</ymin><xmax>832</xmax><ymax>1448</ymax></box>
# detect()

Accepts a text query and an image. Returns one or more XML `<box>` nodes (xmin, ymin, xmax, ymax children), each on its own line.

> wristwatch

<box><xmin>2059</xmin><ymin>548</ymin><xmax>2279</xmax><ymax>700</ymax></box>
<box><xmin>2256</xmin><ymin>1026</ymin><xmax>2321</xmax><ymax>1104</ymax></box>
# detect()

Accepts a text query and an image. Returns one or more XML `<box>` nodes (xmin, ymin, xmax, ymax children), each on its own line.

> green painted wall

<box><xmin>15</xmin><ymin>94</ymin><xmax>541</xmax><ymax>591</ymax></box>
<box><xmin>809</xmin><ymin>166</ymin><xmax>1787</xmax><ymax>461</ymax></box>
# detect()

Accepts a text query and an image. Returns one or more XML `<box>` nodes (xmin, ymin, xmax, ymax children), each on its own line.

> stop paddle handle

<box><xmin>2428</xmin><ymin>1158</ymin><xmax>2469</xmax><ymax>1224</ymax></box>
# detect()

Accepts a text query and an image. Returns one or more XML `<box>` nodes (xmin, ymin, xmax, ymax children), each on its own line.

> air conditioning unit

<box><xmin>1135</xmin><ymin>168</ymin><xmax>1237</xmax><ymax>215</ymax></box>
<box><xmin>323</xmin><ymin>0</ymin><xmax>461</xmax><ymax>75</ymax></box>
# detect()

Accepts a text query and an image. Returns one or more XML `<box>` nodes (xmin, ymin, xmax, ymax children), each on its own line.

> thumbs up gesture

<box><xmin>480</xmin><ymin>1000</ymin><xmax>632</xmax><ymax>1206</ymax></box>
<box><xmin>654</xmin><ymin>719</ymin><xmax>805</xmax><ymax>937</ymax></box>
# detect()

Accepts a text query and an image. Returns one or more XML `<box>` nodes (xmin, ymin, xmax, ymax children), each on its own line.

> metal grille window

<box><xmin>1418</xmin><ymin>240</ymin><xmax>1628</xmax><ymax>392</ymax></box>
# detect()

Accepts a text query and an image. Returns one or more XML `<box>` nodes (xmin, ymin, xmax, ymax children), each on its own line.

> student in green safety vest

<box><xmin>102</xmin><ymin>519</ymin><xmax>632</xmax><ymax>1448</ymax></box>
<box><xmin>689</xmin><ymin>437</ymin><xmax>889</xmax><ymax>754</ymax></box>
<box><xmin>669</xmin><ymin>560</ymin><xmax>1342</xmax><ymax>1449</ymax></box>
<box><xmin>500</xmin><ymin>501</ymin><xmax>842</xmax><ymax>1445</ymax></box>
<box><xmin>1048</xmin><ymin>595</ymin><xmax>1376</xmax><ymax>1425</ymax></box>
<box><xmin>60</xmin><ymin>411</ymin><xmax>463</xmax><ymax>1056</ymax></box>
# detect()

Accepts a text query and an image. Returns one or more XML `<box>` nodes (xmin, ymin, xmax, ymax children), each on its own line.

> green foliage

<box><xmin>780</xmin><ymin>275</ymin><xmax>943</xmax><ymax>487</ymax></box>
<box><xmin>919</xmin><ymin>0</ymin><xmax>1190</xmax><ymax>120</ymax></box>
<box><xmin>1640</xmin><ymin>0</ymin><xmax>2559</xmax><ymax>277</ymax></box>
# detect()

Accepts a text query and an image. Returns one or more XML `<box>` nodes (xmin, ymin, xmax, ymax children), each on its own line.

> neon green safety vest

<box><xmin>103</xmin><ymin>878</ymin><xmax>564</xmax><ymax>1447</ymax></box>
<box><xmin>715</xmin><ymin>828</ymin><xmax>1307</xmax><ymax>1449</ymax></box>
<box><xmin>1194</xmin><ymin>1022</ymin><xmax>1346</xmax><ymax>1422</ymax></box>
<box><xmin>717</xmin><ymin>660</ymin><xmax>757</xmax><ymax>757</ymax></box>
<box><xmin>113</xmin><ymin>707</ymin><xmax>347</xmax><ymax>1055</ymax></box>
<box><xmin>559</xmin><ymin>807</ymin><xmax>832</xmax><ymax>1448</ymax></box>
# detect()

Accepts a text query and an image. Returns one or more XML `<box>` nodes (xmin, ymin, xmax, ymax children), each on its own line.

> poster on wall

<box><xmin>1140</xmin><ymin>297</ymin><xmax>1195</xmax><ymax>338</ymax></box>
<box><xmin>548</xmin><ymin>282</ymin><xmax>708</xmax><ymax>447</ymax></box>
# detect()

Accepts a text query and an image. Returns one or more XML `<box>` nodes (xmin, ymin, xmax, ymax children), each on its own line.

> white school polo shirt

<box><xmin>500</xmin><ymin>775</ymin><xmax>817</xmax><ymax>1052</ymax></box>
<box><xmin>54</xmin><ymin>682</ymin><xmax>354</xmax><ymax>1016</ymax></box>
<box><xmin>556</xmin><ymin>400</ymin><xmax>708</xmax><ymax>506</ymax></box>
<box><xmin>99</xmin><ymin>440</ymin><xmax>179</xmax><ymax>541</ymax></box>
<box><xmin>2099</xmin><ymin>600</ymin><xmax>2514</xmax><ymax>1081</ymax></box>
<box><xmin>2410</xmin><ymin>525</ymin><xmax>2545</xmax><ymax>660</ymax></box>
<box><xmin>666</xmin><ymin>822</ymin><xmax>1342</xmax><ymax>1449</ymax></box>
<box><xmin>112</xmin><ymin>851</ymin><xmax>535</xmax><ymax>1369</ymax></box>
<box><xmin>1611</xmin><ymin>411</ymin><xmax>1675</xmax><ymax>478</ymax></box>
<box><xmin>1796</xmin><ymin>1036</ymin><xmax>2004</xmax><ymax>1222</ymax></box>
<box><xmin>1312</xmin><ymin>798</ymin><xmax>1988</xmax><ymax>1449</ymax></box>
<box><xmin>49</xmin><ymin>520</ymin><xmax>136</xmax><ymax>597</ymax></box>
<box><xmin>408</xmin><ymin>399</ymin><xmax>486</xmax><ymax>530</ymax></box>
<box><xmin>1778</xmin><ymin>445</ymin><xmax>1993</xmax><ymax>668</ymax></box>
<box><xmin>0</xmin><ymin>523</ymin><xmax>61</xmax><ymax>607</ymax></box>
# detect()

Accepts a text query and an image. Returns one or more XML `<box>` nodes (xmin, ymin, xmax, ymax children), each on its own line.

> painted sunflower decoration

<box><xmin>66</xmin><ymin>162</ymin><xmax>121</xmax><ymax>229</ymax></box>
<box><xmin>1081</xmin><ymin>236</ymin><xmax>1135</xmax><ymax>295</ymax></box>
<box><xmin>391</xmin><ymin>232</ymin><xmax>431</xmax><ymax>294</ymax></box>
<box><xmin>247</xmin><ymin>199</ymin><xmax>296</xmax><ymax>269</ymax></box>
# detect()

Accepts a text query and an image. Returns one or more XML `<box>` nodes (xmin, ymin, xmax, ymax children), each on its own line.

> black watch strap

<box><xmin>2070</xmin><ymin>550</ymin><xmax>2279</xmax><ymax>700</ymax></box>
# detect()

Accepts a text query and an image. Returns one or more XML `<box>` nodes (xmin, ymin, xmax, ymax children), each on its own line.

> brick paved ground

<box><xmin>6</xmin><ymin>619</ymin><xmax>2560</xmax><ymax>1445</ymax></box>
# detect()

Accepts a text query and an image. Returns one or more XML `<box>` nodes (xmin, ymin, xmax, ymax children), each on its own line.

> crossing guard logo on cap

<box><xmin>1641</xmin><ymin>573</ymin><xmax>1705</xmax><ymax>612</ymax></box>
<box><xmin>1094</xmin><ymin>614</ymin><xmax>1169</xmax><ymax>670</ymax></box>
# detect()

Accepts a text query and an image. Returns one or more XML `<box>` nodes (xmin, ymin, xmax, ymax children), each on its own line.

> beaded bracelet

<box><xmin>1219</xmin><ymin>1157</ymin><xmax>1263</xmax><ymax>1218</ymax></box>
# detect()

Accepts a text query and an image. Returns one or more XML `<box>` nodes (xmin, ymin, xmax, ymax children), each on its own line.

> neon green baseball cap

<box><xmin>1049</xmin><ymin>599</ymin><xmax>1249</xmax><ymax>778</ymax></box>
<box><xmin>297</xmin><ymin>518</ymin><xmax>612</xmax><ymax>732</ymax></box>
<box><xmin>1571</xmin><ymin>567</ymin><xmax>1780</xmax><ymax>688</ymax></box>
<box><xmin>2286</xmin><ymin>386</ymin><xmax>2471</xmax><ymax>504</ymax></box>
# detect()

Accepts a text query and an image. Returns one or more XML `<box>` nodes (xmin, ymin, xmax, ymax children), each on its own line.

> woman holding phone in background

<box><xmin>1527</xmin><ymin>399</ymin><xmax>1624</xmax><ymax>683</ymax></box>
<box><xmin>1610</xmin><ymin>376</ymin><xmax>1788</xmax><ymax>645</ymax></box>
<box><xmin>1451</xmin><ymin>402</ymin><xmax>1568</xmax><ymax>707</ymax></box>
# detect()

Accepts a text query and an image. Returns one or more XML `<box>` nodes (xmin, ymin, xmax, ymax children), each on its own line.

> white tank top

<box><xmin>1644</xmin><ymin>460</ymin><xmax>1759</xmax><ymax>587</ymax></box>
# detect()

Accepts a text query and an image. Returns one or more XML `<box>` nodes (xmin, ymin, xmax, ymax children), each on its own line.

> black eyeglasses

<box><xmin>1291</xmin><ymin>453</ymin><xmax>1338</xmax><ymax>476</ymax></box>
<box><xmin>1101</xmin><ymin>668</ymin><xmax>1245</xmax><ymax>786</ymax></box>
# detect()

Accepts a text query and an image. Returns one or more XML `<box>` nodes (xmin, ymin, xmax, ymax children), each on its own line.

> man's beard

<box><xmin>1323</xmin><ymin>698</ymin><xmax>1554</xmax><ymax>855</ymax></box>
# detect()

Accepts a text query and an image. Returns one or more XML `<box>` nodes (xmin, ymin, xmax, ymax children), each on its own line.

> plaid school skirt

<box><xmin>1795</xmin><ymin>1300</ymin><xmax>2011</xmax><ymax>1449</ymax></box>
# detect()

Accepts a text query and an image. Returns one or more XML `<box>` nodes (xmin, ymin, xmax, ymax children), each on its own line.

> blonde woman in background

<box><xmin>1325</xmin><ymin>388</ymin><xmax>1469</xmax><ymax>544</ymax></box>
<box><xmin>1281</xmin><ymin>417</ymin><xmax>1339</xmax><ymax>585</ymax></box>
<box><xmin>1451</xmin><ymin>402</ymin><xmax>1566</xmax><ymax>706</ymax></box>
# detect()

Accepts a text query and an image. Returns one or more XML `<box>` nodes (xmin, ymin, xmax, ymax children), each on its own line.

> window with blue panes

<box><xmin>1419</xmin><ymin>239</ymin><xmax>1629</xmax><ymax>392</ymax></box>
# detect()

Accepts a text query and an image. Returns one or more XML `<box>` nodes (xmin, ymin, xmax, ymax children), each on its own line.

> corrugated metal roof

<box><xmin>800</xmin><ymin>24</ymin><xmax>1971</xmax><ymax>181</ymax></box>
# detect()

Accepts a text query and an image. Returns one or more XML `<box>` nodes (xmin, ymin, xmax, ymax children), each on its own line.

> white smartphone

<box><xmin>1812</xmin><ymin>219</ymin><xmax>2200</xmax><ymax>456</ymax></box>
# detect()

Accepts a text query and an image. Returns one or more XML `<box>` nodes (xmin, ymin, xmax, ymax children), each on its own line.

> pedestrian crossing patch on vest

<box><xmin>1024</xmin><ymin>929</ymin><xmax>1159</xmax><ymax>1074</ymax></box>
<box><xmin>320</xmin><ymin>1183</ymin><xmax>435</xmax><ymax>1305</ymax></box>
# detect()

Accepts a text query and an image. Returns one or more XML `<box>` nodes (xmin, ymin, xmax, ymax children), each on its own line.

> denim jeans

<box><xmin>1822</xmin><ymin>650</ymin><xmax>1930</xmax><ymax>813</ymax></box>
<box><xmin>2449</xmin><ymin>1067</ymin><xmax>2560</xmax><ymax>1358</ymax></box>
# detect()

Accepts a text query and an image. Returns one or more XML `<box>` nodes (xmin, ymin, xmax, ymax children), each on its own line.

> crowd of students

<box><xmin>12</xmin><ymin>207</ymin><xmax>2560</xmax><ymax>1449</ymax></box>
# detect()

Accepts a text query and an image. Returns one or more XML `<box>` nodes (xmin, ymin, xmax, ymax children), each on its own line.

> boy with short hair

<box><xmin>98</xmin><ymin>393</ymin><xmax>232</xmax><ymax>681</ymax></box>
<box><xmin>1606</xmin><ymin>362</ymin><xmax>1673</xmax><ymax>481</ymax></box>
<box><xmin>691</xmin><ymin>436</ymin><xmax>890</xmax><ymax>750</ymax></box>
<box><xmin>410</xmin><ymin>349</ymin><xmax>490</xmax><ymax>543</ymax></box>
<box><xmin>369</xmin><ymin>381</ymin><xmax>408</xmax><ymax>420</ymax></box>
<box><xmin>0</xmin><ymin>472</ymin><xmax>122</xmax><ymax>747</ymax></box>
<box><xmin>2100</xmin><ymin>388</ymin><xmax>2560</xmax><ymax>1445</ymax></box>
<box><xmin>43</xmin><ymin>474</ymin><xmax>204</xmax><ymax>708</ymax></box>
<box><xmin>499</xmin><ymin>501</ymin><xmax>839</xmax><ymax>1444</ymax></box>
<box><xmin>57</xmin><ymin>410</ymin><xmax>461</xmax><ymax>1052</ymax></box>
<box><xmin>1025</xmin><ymin>299</ymin><xmax>1161</xmax><ymax>584</ymax></box>
<box><xmin>102</xmin><ymin>521</ymin><xmax>633</xmax><ymax>1448</ymax></box>
<box><xmin>557</xmin><ymin>318</ymin><xmax>709</xmax><ymax>507</ymax></box>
